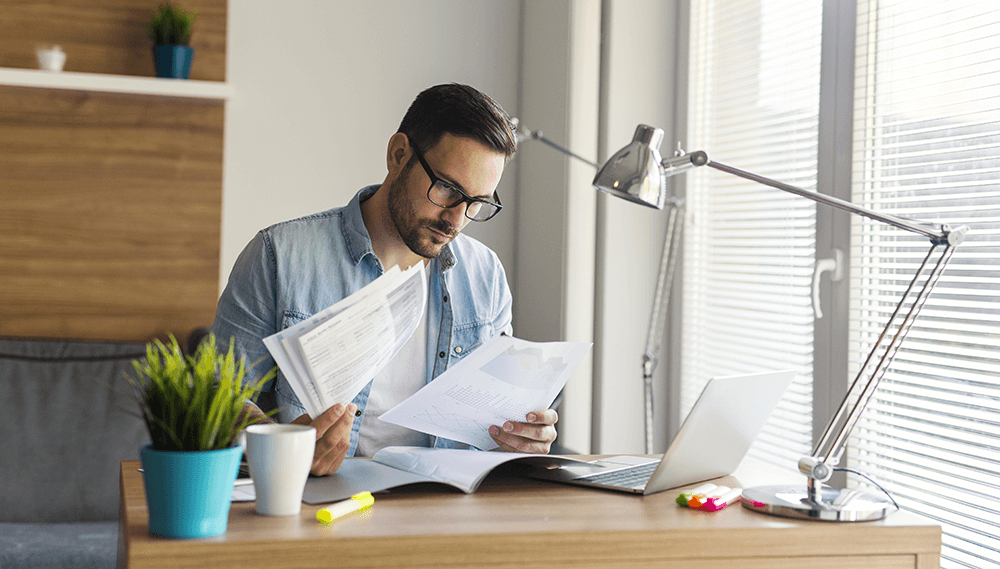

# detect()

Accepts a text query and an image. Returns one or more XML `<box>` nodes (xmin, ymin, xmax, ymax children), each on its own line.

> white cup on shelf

<box><xmin>36</xmin><ymin>45</ymin><xmax>66</xmax><ymax>72</ymax></box>
<box><xmin>244</xmin><ymin>424</ymin><xmax>316</xmax><ymax>516</ymax></box>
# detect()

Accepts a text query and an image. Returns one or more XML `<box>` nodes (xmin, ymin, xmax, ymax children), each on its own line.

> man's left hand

<box><xmin>488</xmin><ymin>409</ymin><xmax>558</xmax><ymax>454</ymax></box>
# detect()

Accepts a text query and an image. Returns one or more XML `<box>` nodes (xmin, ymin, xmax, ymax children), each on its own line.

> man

<box><xmin>212</xmin><ymin>84</ymin><xmax>557</xmax><ymax>475</ymax></box>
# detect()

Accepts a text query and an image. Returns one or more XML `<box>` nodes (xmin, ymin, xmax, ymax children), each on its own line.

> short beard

<box><xmin>387</xmin><ymin>161</ymin><xmax>457</xmax><ymax>259</ymax></box>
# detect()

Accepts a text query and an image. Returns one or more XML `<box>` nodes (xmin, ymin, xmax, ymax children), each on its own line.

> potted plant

<box><xmin>127</xmin><ymin>334</ymin><xmax>275</xmax><ymax>538</ymax></box>
<box><xmin>148</xmin><ymin>2</ymin><xmax>197</xmax><ymax>79</ymax></box>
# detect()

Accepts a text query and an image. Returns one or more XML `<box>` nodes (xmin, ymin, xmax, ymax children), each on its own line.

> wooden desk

<box><xmin>117</xmin><ymin>457</ymin><xmax>940</xmax><ymax>568</ymax></box>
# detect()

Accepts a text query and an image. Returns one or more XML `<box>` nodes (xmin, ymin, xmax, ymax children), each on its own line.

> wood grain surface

<box><xmin>117</xmin><ymin>457</ymin><xmax>941</xmax><ymax>569</ymax></box>
<box><xmin>0</xmin><ymin>87</ymin><xmax>223</xmax><ymax>342</ymax></box>
<box><xmin>0</xmin><ymin>0</ymin><xmax>227</xmax><ymax>343</ymax></box>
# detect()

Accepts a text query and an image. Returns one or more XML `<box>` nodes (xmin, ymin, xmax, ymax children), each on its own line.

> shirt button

<box><xmin>454</xmin><ymin>346</ymin><xmax>463</xmax><ymax>354</ymax></box>
<box><xmin>355</xmin><ymin>409</ymin><xmax>362</xmax><ymax>417</ymax></box>
<box><xmin>443</xmin><ymin>295</ymin><xmax>448</xmax><ymax>303</ymax></box>
<box><xmin>439</xmin><ymin>351</ymin><xmax>446</xmax><ymax>358</ymax></box>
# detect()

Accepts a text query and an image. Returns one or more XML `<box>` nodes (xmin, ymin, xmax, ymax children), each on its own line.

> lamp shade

<box><xmin>593</xmin><ymin>125</ymin><xmax>667</xmax><ymax>209</ymax></box>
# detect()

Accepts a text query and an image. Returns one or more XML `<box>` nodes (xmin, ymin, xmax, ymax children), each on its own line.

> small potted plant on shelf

<box><xmin>127</xmin><ymin>334</ymin><xmax>275</xmax><ymax>538</ymax></box>
<box><xmin>148</xmin><ymin>2</ymin><xmax>197</xmax><ymax>79</ymax></box>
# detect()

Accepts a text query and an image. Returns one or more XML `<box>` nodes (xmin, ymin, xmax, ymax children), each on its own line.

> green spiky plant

<box><xmin>128</xmin><ymin>334</ymin><xmax>275</xmax><ymax>451</ymax></box>
<box><xmin>148</xmin><ymin>3</ymin><xmax>197</xmax><ymax>46</ymax></box>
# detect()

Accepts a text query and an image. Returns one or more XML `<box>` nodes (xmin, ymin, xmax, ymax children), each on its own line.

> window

<box><xmin>684</xmin><ymin>0</ymin><xmax>823</xmax><ymax>470</ymax></box>
<box><xmin>686</xmin><ymin>1</ymin><xmax>1000</xmax><ymax>566</ymax></box>
<box><xmin>849</xmin><ymin>2</ymin><xmax>1000</xmax><ymax>567</ymax></box>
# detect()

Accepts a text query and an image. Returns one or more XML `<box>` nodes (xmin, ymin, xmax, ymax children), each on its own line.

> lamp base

<box><xmin>740</xmin><ymin>484</ymin><xmax>895</xmax><ymax>522</ymax></box>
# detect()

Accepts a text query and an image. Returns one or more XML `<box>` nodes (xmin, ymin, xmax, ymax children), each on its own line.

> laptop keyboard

<box><xmin>580</xmin><ymin>461</ymin><xmax>659</xmax><ymax>489</ymax></box>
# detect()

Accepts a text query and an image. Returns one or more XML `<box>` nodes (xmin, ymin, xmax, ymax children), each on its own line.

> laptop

<box><xmin>532</xmin><ymin>369</ymin><xmax>797</xmax><ymax>495</ymax></box>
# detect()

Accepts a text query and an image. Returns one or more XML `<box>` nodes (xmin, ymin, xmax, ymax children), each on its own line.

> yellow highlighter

<box><xmin>316</xmin><ymin>492</ymin><xmax>375</xmax><ymax>524</ymax></box>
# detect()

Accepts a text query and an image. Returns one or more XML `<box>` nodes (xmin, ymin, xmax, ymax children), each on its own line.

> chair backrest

<box><xmin>0</xmin><ymin>338</ymin><xmax>150</xmax><ymax>522</ymax></box>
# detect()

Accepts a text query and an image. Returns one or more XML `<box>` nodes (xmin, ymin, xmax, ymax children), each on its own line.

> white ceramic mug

<box><xmin>244</xmin><ymin>424</ymin><xmax>316</xmax><ymax>516</ymax></box>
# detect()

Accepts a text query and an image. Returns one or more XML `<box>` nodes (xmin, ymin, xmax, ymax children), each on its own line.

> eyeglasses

<box><xmin>411</xmin><ymin>145</ymin><xmax>503</xmax><ymax>222</ymax></box>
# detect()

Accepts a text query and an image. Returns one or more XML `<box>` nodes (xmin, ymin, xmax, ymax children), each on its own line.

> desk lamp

<box><xmin>515</xmin><ymin>121</ymin><xmax>683</xmax><ymax>455</ymax></box>
<box><xmin>595</xmin><ymin>125</ymin><xmax>968</xmax><ymax>521</ymax></box>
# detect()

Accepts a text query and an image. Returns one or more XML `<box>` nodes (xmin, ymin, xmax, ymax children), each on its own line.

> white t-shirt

<box><xmin>355</xmin><ymin>285</ymin><xmax>431</xmax><ymax>457</ymax></box>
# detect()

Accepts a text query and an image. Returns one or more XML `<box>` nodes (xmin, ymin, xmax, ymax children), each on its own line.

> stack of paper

<box><xmin>262</xmin><ymin>263</ymin><xmax>427</xmax><ymax>419</ymax></box>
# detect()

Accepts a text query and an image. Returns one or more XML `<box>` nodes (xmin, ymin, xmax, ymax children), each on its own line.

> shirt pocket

<box><xmin>448</xmin><ymin>320</ymin><xmax>495</xmax><ymax>365</ymax></box>
<box><xmin>281</xmin><ymin>311</ymin><xmax>311</xmax><ymax>329</ymax></box>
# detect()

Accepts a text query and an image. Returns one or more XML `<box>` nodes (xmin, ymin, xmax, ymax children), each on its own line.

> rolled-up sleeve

<box><xmin>211</xmin><ymin>230</ymin><xmax>278</xmax><ymax>391</ymax></box>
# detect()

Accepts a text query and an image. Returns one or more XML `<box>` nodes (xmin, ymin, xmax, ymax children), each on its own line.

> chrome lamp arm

<box><xmin>513</xmin><ymin>119</ymin><xmax>601</xmax><ymax>169</ymax></box>
<box><xmin>594</xmin><ymin>125</ymin><xmax>968</xmax><ymax>521</ymax></box>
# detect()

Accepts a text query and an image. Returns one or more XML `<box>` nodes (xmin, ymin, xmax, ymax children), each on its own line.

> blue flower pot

<box><xmin>140</xmin><ymin>444</ymin><xmax>242</xmax><ymax>538</ymax></box>
<box><xmin>153</xmin><ymin>45</ymin><xmax>194</xmax><ymax>79</ymax></box>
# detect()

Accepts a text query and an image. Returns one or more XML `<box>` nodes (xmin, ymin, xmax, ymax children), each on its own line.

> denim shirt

<box><xmin>211</xmin><ymin>185</ymin><xmax>513</xmax><ymax>455</ymax></box>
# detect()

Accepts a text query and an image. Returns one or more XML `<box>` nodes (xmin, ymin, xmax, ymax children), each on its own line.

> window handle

<box><xmin>812</xmin><ymin>248</ymin><xmax>844</xmax><ymax>319</ymax></box>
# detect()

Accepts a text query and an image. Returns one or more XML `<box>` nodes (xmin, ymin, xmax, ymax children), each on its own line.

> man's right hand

<box><xmin>291</xmin><ymin>403</ymin><xmax>357</xmax><ymax>476</ymax></box>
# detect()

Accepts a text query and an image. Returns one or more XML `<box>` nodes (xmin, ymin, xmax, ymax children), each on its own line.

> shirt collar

<box><xmin>342</xmin><ymin>185</ymin><xmax>378</xmax><ymax>267</ymax></box>
<box><xmin>343</xmin><ymin>185</ymin><xmax>456</xmax><ymax>272</ymax></box>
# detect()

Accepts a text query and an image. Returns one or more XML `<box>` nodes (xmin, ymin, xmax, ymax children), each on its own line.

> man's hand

<box><xmin>488</xmin><ymin>409</ymin><xmax>558</xmax><ymax>454</ymax></box>
<box><xmin>292</xmin><ymin>403</ymin><xmax>357</xmax><ymax>476</ymax></box>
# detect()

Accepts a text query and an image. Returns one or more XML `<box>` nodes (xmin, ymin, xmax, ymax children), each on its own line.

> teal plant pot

<box><xmin>153</xmin><ymin>44</ymin><xmax>194</xmax><ymax>79</ymax></box>
<box><xmin>140</xmin><ymin>444</ymin><xmax>241</xmax><ymax>538</ymax></box>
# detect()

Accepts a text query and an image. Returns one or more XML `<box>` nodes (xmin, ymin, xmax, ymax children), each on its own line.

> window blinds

<box><xmin>684</xmin><ymin>0</ymin><xmax>823</xmax><ymax>470</ymax></box>
<box><xmin>850</xmin><ymin>2</ymin><xmax>1000</xmax><ymax>568</ymax></box>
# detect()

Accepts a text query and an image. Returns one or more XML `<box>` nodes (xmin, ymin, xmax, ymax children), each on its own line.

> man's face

<box><xmin>388</xmin><ymin>133</ymin><xmax>505</xmax><ymax>259</ymax></box>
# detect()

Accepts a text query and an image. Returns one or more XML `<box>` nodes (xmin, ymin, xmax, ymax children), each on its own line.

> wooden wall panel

<box><xmin>0</xmin><ymin>88</ymin><xmax>223</xmax><ymax>342</ymax></box>
<box><xmin>0</xmin><ymin>0</ymin><xmax>227</xmax><ymax>343</ymax></box>
<box><xmin>0</xmin><ymin>0</ymin><xmax>226</xmax><ymax>81</ymax></box>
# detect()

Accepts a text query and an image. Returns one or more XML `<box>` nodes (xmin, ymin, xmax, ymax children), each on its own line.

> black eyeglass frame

<box><xmin>410</xmin><ymin>145</ymin><xmax>503</xmax><ymax>222</ymax></box>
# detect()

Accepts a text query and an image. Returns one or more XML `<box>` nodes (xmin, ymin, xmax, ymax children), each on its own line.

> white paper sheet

<box><xmin>262</xmin><ymin>263</ymin><xmax>427</xmax><ymax>418</ymax></box>
<box><xmin>231</xmin><ymin>482</ymin><xmax>256</xmax><ymax>502</ymax></box>
<box><xmin>379</xmin><ymin>336</ymin><xmax>591</xmax><ymax>450</ymax></box>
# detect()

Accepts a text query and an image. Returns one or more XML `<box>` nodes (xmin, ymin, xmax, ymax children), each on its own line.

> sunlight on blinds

<box><xmin>851</xmin><ymin>2</ymin><xmax>1000</xmax><ymax>568</ymax></box>
<box><xmin>684</xmin><ymin>0</ymin><xmax>822</xmax><ymax>470</ymax></box>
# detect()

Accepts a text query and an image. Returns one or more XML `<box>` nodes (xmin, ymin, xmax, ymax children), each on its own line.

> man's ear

<box><xmin>386</xmin><ymin>132</ymin><xmax>410</xmax><ymax>176</ymax></box>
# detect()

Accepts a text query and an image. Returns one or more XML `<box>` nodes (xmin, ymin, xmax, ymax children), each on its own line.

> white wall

<box><xmin>223</xmin><ymin>1</ymin><xmax>522</xmax><ymax>284</ymax></box>
<box><xmin>514</xmin><ymin>1</ymin><xmax>683</xmax><ymax>454</ymax></box>
<box><xmin>592</xmin><ymin>0</ymin><xmax>682</xmax><ymax>453</ymax></box>
<box><xmin>517</xmin><ymin>0</ymin><xmax>601</xmax><ymax>454</ymax></box>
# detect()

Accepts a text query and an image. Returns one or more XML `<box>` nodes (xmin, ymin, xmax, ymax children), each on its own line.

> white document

<box><xmin>262</xmin><ymin>263</ymin><xmax>427</xmax><ymax>419</ymax></box>
<box><xmin>231</xmin><ymin>483</ymin><xmax>256</xmax><ymax>502</ymax></box>
<box><xmin>379</xmin><ymin>336</ymin><xmax>591</xmax><ymax>450</ymax></box>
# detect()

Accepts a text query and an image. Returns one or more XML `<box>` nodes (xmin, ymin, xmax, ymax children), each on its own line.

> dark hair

<box><xmin>397</xmin><ymin>84</ymin><xmax>517</xmax><ymax>160</ymax></box>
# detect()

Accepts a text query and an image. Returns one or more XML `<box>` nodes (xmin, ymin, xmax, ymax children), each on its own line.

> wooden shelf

<box><xmin>0</xmin><ymin>67</ymin><xmax>232</xmax><ymax>102</ymax></box>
